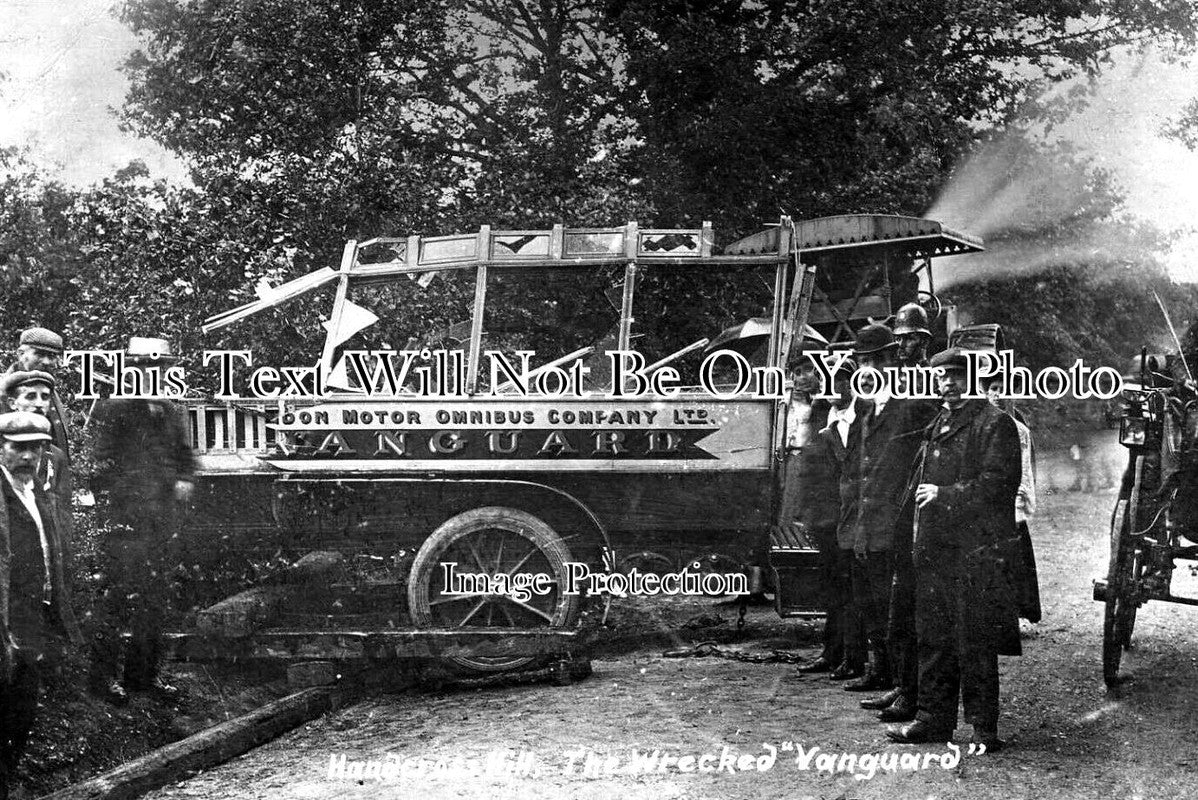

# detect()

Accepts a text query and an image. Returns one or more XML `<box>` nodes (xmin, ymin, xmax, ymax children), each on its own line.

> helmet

<box><xmin>892</xmin><ymin>303</ymin><xmax>930</xmax><ymax>337</ymax></box>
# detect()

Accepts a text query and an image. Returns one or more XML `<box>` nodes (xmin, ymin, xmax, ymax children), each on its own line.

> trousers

<box><xmin>815</xmin><ymin>533</ymin><xmax>850</xmax><ymax>664</ymax></box>
<box><xmin>889</xmin><ymin>555</ymin><xmax>918</xmax><ymax>698</ymax></box>
<box><xmin>914</xmin><ymin>567</ymin><xmax>1000</xmax><ymax>730</ymax></box>
<box><xmin>851</xmin><ymin>550</ymin><xmax>893</xmax><ymax>658</ymax></box>
<box><xmin>0</xmin><ymin>647</ymin><xmax>42</xmax><ymax>797</ymax></box>
<box><xmin>89</xmin><ymin>531</ymin><xmax>170</xmax><ymax>688</ymax></box>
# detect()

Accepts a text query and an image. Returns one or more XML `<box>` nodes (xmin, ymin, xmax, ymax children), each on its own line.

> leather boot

<box><xmin>829</xmin><ymin>659</ymin><xmax>862</xmax><ymax>680</ymax></box>
<box><xmin>860</xmin><ymin>686</ymin><xmax>903</xmax><ymax>710</ymax></box>
<box><xmin>878</xmin><ymin>693</ymin><xmax>917</xmax><ymax>722</ymax></box>
<box><xmin>886</xmin><ymin>719</ymin><xmax>953</xmax><ymax>744</ymax></box>
<box><xmin>844</xmin><ymin>650</ymin><xmax>891</xmax><ymax>692</ymax></box>
<box><xmin>972</xmin><ymin>725</ymin><xmax>1005</xmax><ymax>753</ymax></box>
<box><xmin>799</xmin><ymin>655</ymin><xmax>835</xmax><ymax>673</ymax></box>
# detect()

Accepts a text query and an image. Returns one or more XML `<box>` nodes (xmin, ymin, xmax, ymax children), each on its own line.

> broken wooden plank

<box><xmin>201</xmin><ymin>267</ymin><xmax>339</xmax><ymax>333</ymax></box>
<box><xmin>40</xmin><ymin>685</ymin><xmax>353</xmax><ymax>800</ymax></box>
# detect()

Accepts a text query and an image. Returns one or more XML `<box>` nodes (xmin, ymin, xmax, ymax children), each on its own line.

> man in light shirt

<box><xmin>795</xmin><ymin>358</ymin><xmax>857</xmax><ymax>674</ymax></box>
<box><xmin>2</xmin><ymin>371</ymin><xmax>76</xmax><ymax>572</ymax></box>
<box><xmin>0</xmin><ymin>411</ymin><xmax>81</xmax><ymax>800</ymax></box>
<box><xmin>777</xmin><ymin>360</ymin><xmax>822</xmax><ymax>527</ymax></box>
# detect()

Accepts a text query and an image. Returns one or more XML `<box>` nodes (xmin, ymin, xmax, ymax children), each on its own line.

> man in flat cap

<box><xmin>842</xmin><ymin>323</ymin><xmax>938</xmax><ymax>694</ymax></box>
<box><xmin>0</xmin><ymin>411</ymin><xmax>82</xmax><ymax>800</ymax></box>
<box><xmin>2</xmin><ymin>371</ymin><xmax>75</xmax><ymax>562</ymax></box>
<box><xmin>88</xmin><ymin>337</ymin><xmax>195</xmax><ymax>703</ymax></box>
<box><xmin>7</xmin><ymin>328</ymin><xmax>71</xmax><ymax>462</ymax></box>
<box><xmin>887</xmin><ymin>348</ymin><xmax>1022</xmax><ymax>751</ymax></box>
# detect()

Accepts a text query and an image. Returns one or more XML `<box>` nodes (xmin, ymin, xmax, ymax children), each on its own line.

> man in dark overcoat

<box><xmin>795</xmin><ymin>359</ymin><xmax>856</xmax><ymax>673</ymax></box>
<box><xmin>88</xmin><ymin>337</ymin><xmax>195</xmax><ymax>703</ymax></box>
<box><xmin>0</xmin><ymin>411</ymin><xmax>82</xmax><ymax>800</ymax></box>
<box><xmin>844</xmin><ymin>324</ymin><xmax>938</xmax><ymax>692</ymax></box>
<box><xmin>887</xmin><ymin>348</ymin><xmax>1022</xmax><ymax>751</ymax></box>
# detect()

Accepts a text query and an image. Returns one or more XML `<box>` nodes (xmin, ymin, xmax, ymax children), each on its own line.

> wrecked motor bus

<box><xmin>179</xmin><ymin>214</ymin><xmax>983</xmax><ymax>673</ymax></box>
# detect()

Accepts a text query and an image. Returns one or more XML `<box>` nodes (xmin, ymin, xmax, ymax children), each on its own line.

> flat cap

<box><xmin>0</xmin><ymin>411</ymin><xmax>52</xmax><ymax>442</ymax></box>
<box><xmin>852</xmin><ymin>323</ymin><xmax>898</xmax><ymax>355</ymax></box>
<box><xmin>929</xmin><ymin>347</ymin><xmax>970</xmax><ymax>371</ymax></box>
<box><xmin>1</xmin><ymin>370</ymin><xmax>55</xmax><ymax>396</ymax></box>
<box><xmin>19</xmin><ymin>327</ymin><xmax>64</xmax><ymax>353</ymax></box>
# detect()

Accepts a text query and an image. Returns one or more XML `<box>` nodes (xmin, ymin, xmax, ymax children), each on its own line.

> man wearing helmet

<box><xmin>893</xmin><ymin>303</ymin><xmax>932</xmax><ymax>368</ymax></box>
<box><xmin>861</xmin><ymin>302</ymin><xmax>937</xmax><ymax>721</ymax></box>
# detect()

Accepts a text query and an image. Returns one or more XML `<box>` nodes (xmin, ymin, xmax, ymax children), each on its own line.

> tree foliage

<box><xmin>608</xmin><ymin>0</ymin><xmax>1198</xmax><ymax>232</ymax></box>
<box><xmin>0</xmin><ymin>148</ymin><xmax>85</xmax><ymax>346</ymax></box>
<box><xmin>5</xmin><ymin>2</ymin><xmax>1198</xmax><ymax>371</ymax></box>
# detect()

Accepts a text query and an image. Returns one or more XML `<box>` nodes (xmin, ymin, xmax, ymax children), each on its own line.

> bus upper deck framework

<box><xmin>178</xmin><ymin>214</ymin><xmax>982</xmax><ymax>672</ymax></box>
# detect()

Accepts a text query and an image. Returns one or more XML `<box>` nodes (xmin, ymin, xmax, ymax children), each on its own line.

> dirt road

<box><xmin>144</xmin><ymin>490</ymin><xmax>1198</xmax><ymax>800</ymax></box>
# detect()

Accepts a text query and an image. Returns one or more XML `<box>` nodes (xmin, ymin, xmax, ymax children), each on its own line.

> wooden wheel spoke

<box><xmin>458</xmin><ymin>599</ymin><xmax>488</xmax><ymax>627</ymax></box>
<box><xmin>466</xmin><ymin>541</ymin><xmax>489</xmax><ymax>573</ymax></box>
<box><xmin>493</xmin><ymin>533</ymin><xmax>506</xmax><ymax>573</ymax></box>
<box><xmin>499</xmin><ymin>596</ymin><xmax>555</xmax><ymax>624</ymax></box>
<box><xmin>505</xmin><ymin>547</ymin><xmax>539</xmax><ymax>577</ymax></box>
<box><xmin>407</xmin><ymin>507</ymin><xmax>580</xmax><ymax>673</ymax></box>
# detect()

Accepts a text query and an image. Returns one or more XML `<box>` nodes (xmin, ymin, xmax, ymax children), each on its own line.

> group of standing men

<box><xmin>789</xmin><ymin>304</ymin><xmax>1039</xmax><ymax>751</ymax></box>
<box><xmin>0</xmin><ymin>331</ymin><xmax>194</xmax><ymax>799</ymax></box>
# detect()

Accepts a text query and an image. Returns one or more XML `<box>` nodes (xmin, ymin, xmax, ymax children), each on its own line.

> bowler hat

<box><xmin>1</xmin><ymin>370</ymin><xmax>56</xmax><ymax>397</ymax></box>
<box><xmin>929</xmin><ymin>347</ymin><xmax>970</xmax><ymax>371</ymax></box>
<box><xmin>0</xmin><ymin>411</ymin><xmax>52</xmax><ymax>442</ymax></box>
<box><xmin>125</xmin><ymin>336</ymin><xmax>180</xmax><ymax>365</ymax></box>
<box><xmin>853</xmin><ymin>323</ymin><xmax>898</xmax><ymax>355</ymax></box>
<box><xmin>19</xmin><ymin>327</ymin><xmax>64</xmax><ymax>354</ymax></box>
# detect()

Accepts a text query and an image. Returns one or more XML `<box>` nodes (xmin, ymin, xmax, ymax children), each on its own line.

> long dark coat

<box><xmin>836</xmin><ymin>413</ymin><xmax>863</xmax><ymax>550</ymax></box>
<box><xmin>0</xmin><ymin>470</ymin><xmax>84</xmax><ymax>656</ymax></box>
<box><xmin>914</xmin><ymin>399</ymin><xmax>1022</xmax><ymax>656</ymax></box>
<box><xmin>796</xmin><ymin>424</ymin><xmax>847</xmax><ymax>541</ymax></box>
<box><xmin>849</xmin><ymin>397</ymin><xmax>939</xmax><ymax>552</ymax></box>
<box><xmin>90</xmin><ymin>399</ymin><xmax>196</xmax><ymax>531</ymax></box>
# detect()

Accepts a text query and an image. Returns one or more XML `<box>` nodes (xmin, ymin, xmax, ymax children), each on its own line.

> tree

<box><xmin>606</xmin><ymin>0</ymin><xmax>1198</xmax><ymax>234</ymax></box>
<box><xmin>111</xmin><ymin>0</ymin><xmax>1198</xmax><ymax>364</ymax></box>
<box><xmin>0</xmin><ymin>147</ymin><xmax>84</xmax><ymax>347</ymax></box>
